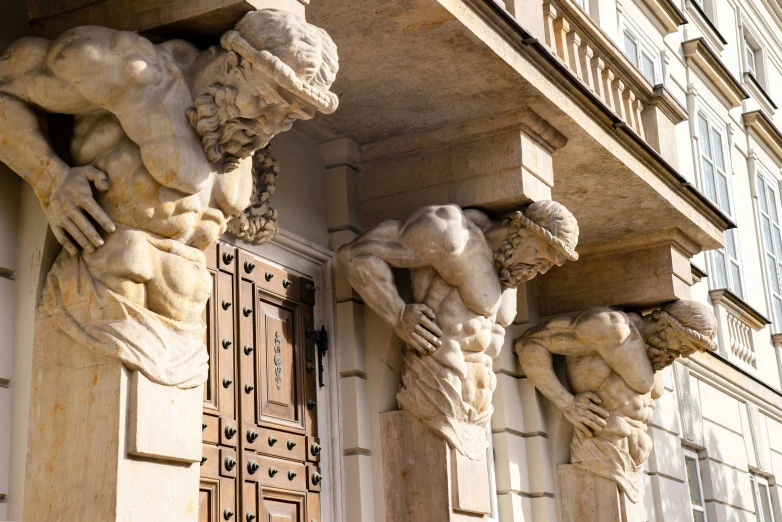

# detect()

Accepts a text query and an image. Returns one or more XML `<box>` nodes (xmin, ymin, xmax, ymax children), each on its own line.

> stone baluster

<box><xmin>553</xmin><ymin>17</ymin><xmax>571</xmax><ymax>63</ymax></box>
<box><xmin>566</xmin><ymin>31</ymin><xmax>583</xmax><ymax>79</ymax></box>
<box><xmin>601</xmin><ymin>68</ymin><xmax>616</xmax><ymax>112</ymax></box>
<box><xmin>542</xmin><ymin>1</ymin><xmax>559</xmax><ymax>50</ymax></box>
<box><xmin>633</xmin><ymin>98</ymin><xmax>645</xmax><ymax>139</ymax></box>
<box><xmin>579</xmin><ymin>43</ymin><xmax>595</xmax><ymax>92</ymax></box>
<box><xmin>622</xmin><ymin>88</ymin><xmax>637</xmax><ymax>131</ymax></box>
<box><xmin>591</xmin><ymin>56</ymin><xmax>605</xmax><ymax>101</ymax></box>
<box><xmin>611</xmin><ymin>77</ymin><xmax>626</xmax><ymax>120</ymax></box>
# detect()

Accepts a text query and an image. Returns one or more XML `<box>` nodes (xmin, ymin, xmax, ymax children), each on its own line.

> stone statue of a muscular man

<box><xmin>0</xmin><ymin>10</ymin><xmax>338</xmax><ymax>387</ymax></box>
<box><xmin>516</xmin><ymin>301</ymin><xmax>717</xmax><ymax>502</ymax></box>
<box><xmin>338</xmin><ymin>201</ymin><xmax>579</xmax><ymax>458</ymax></box>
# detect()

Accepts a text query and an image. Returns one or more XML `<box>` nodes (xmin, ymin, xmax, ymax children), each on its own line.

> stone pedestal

<box><xmin>557</xmin><ymin>465</ymin><xmax>644</xmax><ymax>522</ymax></box>
<box><xmin>381</xmin><ymin>410</ymin><xmax>492</xmax><ymax>522</ymax></box>
<box><xmin>23</xmin><ymin>319</ymin><xmax>202</xmax><ymax>521</ymax></box>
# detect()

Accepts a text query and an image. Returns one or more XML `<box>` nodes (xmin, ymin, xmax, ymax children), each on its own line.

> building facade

<box><xmin>0</xmin><ymin>0</ymin><xmax>781</xmax><ymax>521</ymax></box>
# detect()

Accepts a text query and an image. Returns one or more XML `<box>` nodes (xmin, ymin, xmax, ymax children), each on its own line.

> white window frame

<box><xmin>755</xmin><ymin>168</ymin><xmax>782</xmax><ymax>332</ymax></box>
<box><xmin>745</xmin><ymin>39</ymin><xmax>758</xmax><ymax>77</ymax></box>
<box><xmin>695</xmin><ymin>107</ymin><xmax>745</xmax><ymax>299</ymax></box>
<box><xmin>684</xmin><ymin>449</ymin><xmax>708</xmax><ymax>522</ymax></box>
<box><xmin>743</xmin><ymin>29</ymin><xmax>766</xmax><ymax>88</ymax></box>
<box><xmin>692</xmin><ymin>0</ymin><xmax>717</xmax><ymax>24</ymax></box>
<box><xmin>750</xmin><ymin>473</ymin><xmax>776</xmax><ymax>522</ymax></box>
<box><xmin>619</xmin><ymin>15</ymin><xmax>662</xmax><ymax>85</ymax></box>
<box><xmin>571</xmin><ymin>0</ymin><xmax>588</xmax><ymax>13</ymax></box>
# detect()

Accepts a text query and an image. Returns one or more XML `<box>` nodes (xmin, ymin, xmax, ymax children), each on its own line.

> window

<box><xmin>572</xmin><ymin>0</ymin><xmax>587</xmax><ymax>12</ymax></box>
<box><xmin>696</xmin><ymin>110</ymin><xmax>744</xmax><ymax>298</ymax></box>
<box><xmin>745</xmin><ymin>39</ymin><xmax>758</xmax><ymax>77</ymax></box>
<box><xmin>743</xmin><ymin>33</ymin><xmax>765</xmax><ymax>87</ymax></box>
<box><xmin>692</xmin><ymin>0</ymin><xmax>717</xmax><ymax>24</ymax></box>
<box><xmin>684</xmin><ymin>450</ymin><xmax>707</xmax><ymax>522</ymax></box>
<box><xmin>620</xmin><ymin>18</ymin><xmax>661</xmax><ymax>85</ymax></box>
<box><xmin>750</xmin><ymin>474</ymin><xmax>776</xmax><ymax>522</ymax></box>
<box><xmin>756</xmin><ymin>172</ymin><xmax>782</xmax><ymax>331</ymax></box>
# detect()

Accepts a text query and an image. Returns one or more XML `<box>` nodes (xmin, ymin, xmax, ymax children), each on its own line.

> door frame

<box><xmin>222</xmin><ymin>228</ymin><xmax>343</xmax><ymax>522</ymax></box>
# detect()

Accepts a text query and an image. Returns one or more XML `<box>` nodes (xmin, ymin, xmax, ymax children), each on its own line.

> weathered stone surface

<box><xmin>340</xmin><ymin>201</ymin><xmax>578</xmax><ymax>458</ymax></box>
<box><xmin>23</xmin><ymin>320</ymin><xmax>201</xmax><ymax>521</ymax></box>
<box><xmin>381</xmin><ymin>410</ymin><xmax>490</xmax><ymax>522</ymax></box>
<box><xmin>0</xmin><ymin>8</ymin><xmax>339</xmax><ymax>519</ymax></box>
<box><xmin>359</xmin><ymin>117</ymin><xmax>564</xmax><ymax>226</ymax></box>
<box><xmin>27</xmin><ymin>0</ymin><xmax>308</xmax><ymax>39</ymax></box>
<box><xmin>536</xmin><ymin>235</ymin><xmax>695</xmax><ymax>317</ymax></box>
<box><xmin>517</xmin><ymin>301</ymin><xmax>717</xmax><ymax>512</ymax></box>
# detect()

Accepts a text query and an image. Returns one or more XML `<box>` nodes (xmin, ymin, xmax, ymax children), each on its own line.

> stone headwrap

<box><xmin>221</xmin><ymin>9</ymin><xmax>339</xmax><ymax>114</ymax></box>
<box><xmin>652</xmin><ymin>301</ymin><xmax>718</xmax><ymax>353</ymax></box>
<box><xmin>504</xmin><ymin>201</ymin><xmax>579</xmax><ymax>261</ymax></box>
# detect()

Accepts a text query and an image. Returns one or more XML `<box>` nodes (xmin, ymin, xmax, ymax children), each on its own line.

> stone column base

<box><xmin>380</xmin><ymin>410</ymin><xmax>492</xmax><ymax>522</ymax></box>
<box><xmin>557</xmin><ymin>464</ymin><xmax>645</xmax><ymax>522</ymax></box>
<box><xmin>23</xmin><ymin>319</ymin><xmax>202</xmax><ymax>521</ymax></box>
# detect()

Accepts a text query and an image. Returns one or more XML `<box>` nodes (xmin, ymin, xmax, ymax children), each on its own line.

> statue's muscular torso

<box><xmin>0</xmin><ymin>28</ymin><xmax>251</xmax><ymax>322</ymax></box>
<box><xmin>563</xmin><ymin>319</ymin><xmax>663</xmax><ymax>466</ymax></box>
<box><xmin>403</xmin><ymin>206</ymin><xmax>517</xmax><ymax>407</ymax></box>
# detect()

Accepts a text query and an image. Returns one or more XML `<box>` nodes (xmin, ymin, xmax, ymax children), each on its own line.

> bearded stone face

<box><xmin>494</xmin><ymin>230</ymin><xmax>566</xmax><ymax>288</ymax></box>
<box><xmin>187</xmin><ymin>83</ymin><xmax>277</xmax><ymax>172</ymax></box>
<box><xmin>645</xmin><ymin>326</ymin><xmax>698</xmax><ymax>371</ymax></box>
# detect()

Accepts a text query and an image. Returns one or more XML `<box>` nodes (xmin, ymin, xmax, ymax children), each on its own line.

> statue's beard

<box><xmin>498</xmin><ymin>262</ymin><xmax>537</xmax><ymax>288</ymax></box>
<box><xmin>494</xmin><ymin>246</ymin><xmax>538</xmax><ymax>288</ymax></box>
<box><xmin>645</xmin><ymin>333</ymin><xmax>679</xmax><ymax>372</ymax></box>
<box><xmin>187</xmin><ymin>84</ymin><xmax>269</xmax><ymax>172</ymax></box>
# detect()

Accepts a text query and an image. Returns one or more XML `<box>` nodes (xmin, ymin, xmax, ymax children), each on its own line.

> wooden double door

<box><xmin>199</xmin><ymin>241</ymin><xmax>322</xmax><ymax>522</ymax></box>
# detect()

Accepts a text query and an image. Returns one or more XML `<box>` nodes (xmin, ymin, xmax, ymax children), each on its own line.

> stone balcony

<box><xmin>539</xmin><ymin>0</ymin><xmax>687</xmax><ymax>166</ymax></box>
<box><xmin>709</xmin><ymin>289</ymin><xmax>771</xmax><ymax>371</ymax></box>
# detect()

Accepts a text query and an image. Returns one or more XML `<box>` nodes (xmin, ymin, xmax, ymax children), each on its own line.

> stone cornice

<box><xmin>634</xmin><ymin>0</ymin><xmax>687</xmax><ymax>34</ymax></box>
<box><xmin>743</xmin><ymin>110</ymin><xmax>782</xmax><ymax>166</ymax></box>
<box><xmin>709</xmin><ymin>288</ymin><xmax>771</xmax><ymax>331</ymax></box>
<box><xmin>682</xmin><ymin>38</ymin><xmax>748</xmax><ymax>108</ymax></box>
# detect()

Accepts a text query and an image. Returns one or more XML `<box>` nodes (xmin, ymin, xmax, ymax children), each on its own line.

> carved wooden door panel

<box><xmin>200</xmin><ymin>241</ymin><xmax>321</xmax><ymax>522</ymax></box>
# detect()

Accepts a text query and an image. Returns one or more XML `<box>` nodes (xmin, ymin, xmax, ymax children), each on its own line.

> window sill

<box><xmin>709</xmin><ymin>288</ymin><xmax>771</xmax><ymax>328</ymax></box>
<box><xmin>685</xmin><ymin>0</ymin><xmax>728</xmax><ymax>52</ymax></box>
<box><xmin>632</xmin><ymin>0</ymin><xmax>687</xmax><ymax>34</ymax></box>
<box><xmin>709</xmin><ymin>288</ymin><xmax>771</xmax><ymax>371</ymax></box>
<box><xmin>742</xmin><ymin>110</ymin><xmax>782</xmax><ymax>166</ymax></box>
<box><xmin>682</xmin><ymin>37</ymin><xmax>748</xmax><ymax>108</ymax></box>
<box><xmin>743</xmin><ymin>72</ymin><xmax>777</xmax><ymax>116</ymax></box>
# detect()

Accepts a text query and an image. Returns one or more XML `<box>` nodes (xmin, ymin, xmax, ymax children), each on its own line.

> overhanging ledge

<box><xmin>299</xmin><ymin>0</ymin><xmax>734</xmax><ymax>252</ymax></box>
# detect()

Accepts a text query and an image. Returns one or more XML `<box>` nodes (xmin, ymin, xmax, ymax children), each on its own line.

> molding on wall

<box><xmin>682</xmin><ymin>38</ymin><xmax>749</xmax><ymax>108</ymax></box>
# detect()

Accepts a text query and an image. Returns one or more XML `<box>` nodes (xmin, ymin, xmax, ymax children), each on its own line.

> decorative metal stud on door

<box><xmin>200</xmin><ymin>241</ymin><xmax>322</xmax><ymax>522</ymax></box>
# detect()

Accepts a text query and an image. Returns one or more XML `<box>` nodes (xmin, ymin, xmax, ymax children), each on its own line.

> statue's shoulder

<box><xmin>400</xmin><ymin>204</ymin><xmax>473</xmax><ymax>257</ymax></box>
<box><xmin>47</xmin><ymin>26</ymin><xmax>164</xmax><ymax>91</ymax></box>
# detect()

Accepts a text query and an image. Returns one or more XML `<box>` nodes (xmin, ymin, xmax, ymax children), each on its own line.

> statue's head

<box><xmin>646</xmin><ymin>300</ymin><xmax>718</xmax><ymax>371</ymax></box>
<box><xmin>187</xmin><ymin>9</ymin><xmax>339</xmax><ymax>171</ymax></box>
<box><xmin>494</xmin><ymin>200</ymin><xmax>579</xmax><ymax>288</ymax></box>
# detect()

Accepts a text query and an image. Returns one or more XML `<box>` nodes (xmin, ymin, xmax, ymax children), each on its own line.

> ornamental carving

<box><xmin>515</xmin><ymin>301</ymin><xmax>717</xmax><ymax>503</ymax></box>
<box><xmin>226</xmin><ymin>146</ymin><xmax>281</xmax><ymax>244</ymax></box>
<box><xmin>338</xmin><ymin>201</ymin><xmax>579</xmax><ymax>459</ymax></box>
<box><xmin>0</xmin><ymin>9</ymin><xmax>339</xmax><ymax>388</ymax></box>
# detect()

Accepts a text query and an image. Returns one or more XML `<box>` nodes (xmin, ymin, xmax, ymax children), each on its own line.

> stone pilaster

<box><xmin>320</xmin><ymin>139</ymin><xmax>376</xmax><ymax>522</ymax></box>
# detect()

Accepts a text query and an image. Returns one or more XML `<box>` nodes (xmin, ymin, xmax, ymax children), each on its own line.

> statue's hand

<box><xmin>563</xmin><ymin>392</ymin><xmax>609</xmax><ymax>438</ymax></box>
<box><xmin>395</xmin><ymin>303</ymin><xmax>443</xmax><ymax>355</ymax></box>
<box><xmin>44</xmin><ymin>166</ymin><xmax>116</xmax><ymax>255</ymax></box>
